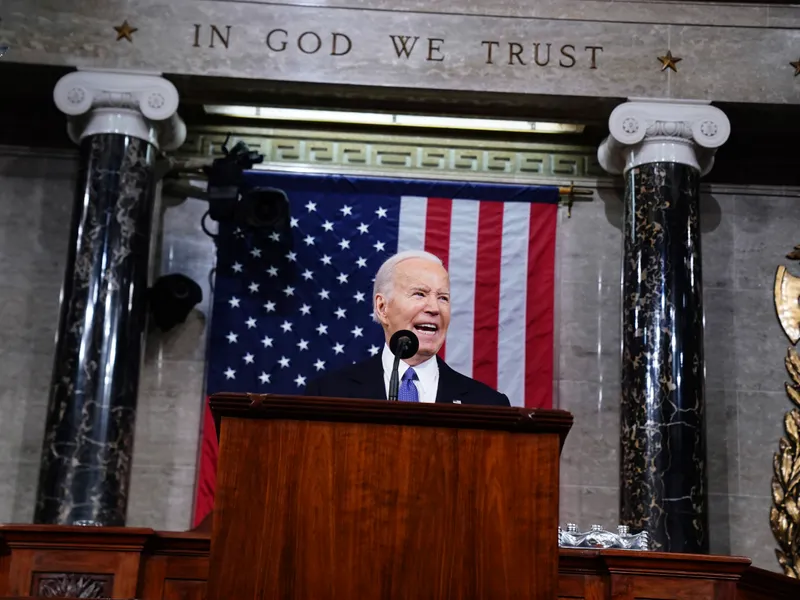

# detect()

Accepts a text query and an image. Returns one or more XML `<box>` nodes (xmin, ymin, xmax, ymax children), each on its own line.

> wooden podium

<box><xmin>205</xmin><ymin>393</ymin><xmax>573</xmax><ymax>600</ymax></box>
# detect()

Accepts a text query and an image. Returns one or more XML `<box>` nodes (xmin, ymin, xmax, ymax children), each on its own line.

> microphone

<box><xmin>387</xmin><ymin>330</ymin><xmax>419</xmax><ymax>401</ymax></box>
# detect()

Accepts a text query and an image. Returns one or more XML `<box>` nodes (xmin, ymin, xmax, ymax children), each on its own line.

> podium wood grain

<box><xmin>206</xmin><ymin>394</ymin><xmax>572</xmax><ymax>600</ymax></box>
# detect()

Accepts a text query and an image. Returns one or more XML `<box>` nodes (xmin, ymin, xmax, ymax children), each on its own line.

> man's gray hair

<box><xmin>372</xmin><ymin>250</ymin><xmax>444</xmax><ymax>323</ymax></box>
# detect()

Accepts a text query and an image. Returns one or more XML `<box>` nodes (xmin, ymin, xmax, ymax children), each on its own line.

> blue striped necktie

<box><xmin>398</xmin><ymin>368</ymin><xmax>419</xmax><ymax>402</ymax></box>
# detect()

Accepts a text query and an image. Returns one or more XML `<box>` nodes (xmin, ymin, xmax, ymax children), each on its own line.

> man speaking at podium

<box><xmin>304</xmin><ymin>250</ymin><xmax>510</xmax><ymax>406</ymax></box>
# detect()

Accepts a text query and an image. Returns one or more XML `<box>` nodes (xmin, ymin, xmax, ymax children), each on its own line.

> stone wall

<box><xmin>0</xmin><ymin>143</ymin><xmax>795</xmax><ymax>571</ymax></box>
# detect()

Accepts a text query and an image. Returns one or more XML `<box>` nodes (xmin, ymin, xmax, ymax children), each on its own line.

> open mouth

<box><xmin>414</xmin><ymin>323</ymin><xmax>439</xmax><ymax>337</ymax></box>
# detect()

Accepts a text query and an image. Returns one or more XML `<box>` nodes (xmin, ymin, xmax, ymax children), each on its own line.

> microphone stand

<box><xmin>387</xmin><ymin>339</ymin><xmax>409</xmax><ymax>401</ymax></box>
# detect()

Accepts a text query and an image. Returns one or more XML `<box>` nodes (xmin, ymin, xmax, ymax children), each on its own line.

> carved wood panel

<box><xmin>610</xmin><ymin>575</ymin><xmax>727</xmax><ymax>600</ymax></box>
<box><xmin>559</xmin><ymin>573</ymin><xmax>606</xmax><ymax>600</ymax></box>
<box><xmin>31</xmin><ymin>572</ymin><xmax>113</xmax><ymax>598</ymax></box>
<box><xmin>136</xmin><ymin>552</ymin><xmax>211</xmax><ymax>600</ymax></box>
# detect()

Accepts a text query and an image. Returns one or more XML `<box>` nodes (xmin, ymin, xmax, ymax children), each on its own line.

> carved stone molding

<box><xmin>597</xmin><ymin>98</ymin><xmax>730</xmax><ymax>176</ymax></box>
<box><xmin>178</xmin><ymin>126</ymin><xmax>605</xmax><ymax>182</ymax></box>
<box><xmin>53</xmin><ymin>69</ymin><xmax>186</xmax><ymax>150</ymax></box>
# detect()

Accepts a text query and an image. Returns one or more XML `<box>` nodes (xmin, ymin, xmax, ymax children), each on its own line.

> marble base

<box><xmin>619</xmin><ymin>161</ymin><xmax>708</xmax><ymax>553</ymax></box>
<box><xmin>34</xmin><ymin>134</ymin><xmax>157</xmax><ymax>526</ymax></box>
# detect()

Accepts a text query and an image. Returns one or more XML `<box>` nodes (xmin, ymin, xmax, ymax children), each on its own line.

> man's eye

<box><xmin>439</xmin><ymin>296</ymin><xmax>450</xmax><ymax>303</ymax></box>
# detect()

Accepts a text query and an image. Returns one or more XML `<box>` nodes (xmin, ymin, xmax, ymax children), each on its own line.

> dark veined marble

<box><xmin>619</xmin><ymin>161</ymin><xmax>708</xmax><ymax>553</ymax></box>
<box><xmin>34</xmin><ymin>134</ymin><xmax>157</xmax><ymax>526</ymax></box>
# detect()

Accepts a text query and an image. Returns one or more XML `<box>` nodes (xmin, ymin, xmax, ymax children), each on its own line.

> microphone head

<box><xmin>389</xmin><ymin>329</ymin><xmax>419</xmax><ymax>359</ymax></box>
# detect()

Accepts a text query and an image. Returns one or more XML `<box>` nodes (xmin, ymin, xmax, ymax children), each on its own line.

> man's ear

<box><xmin>374</xmin><ymin>294</ymin><xmax>389</xmax><ymax>325</ymax></box>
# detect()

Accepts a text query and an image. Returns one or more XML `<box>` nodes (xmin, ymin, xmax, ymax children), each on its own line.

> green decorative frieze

<box><xmin>179</xmin><ymin>126</ymin><xmax>604</xmax><ymax>182</ymax></box>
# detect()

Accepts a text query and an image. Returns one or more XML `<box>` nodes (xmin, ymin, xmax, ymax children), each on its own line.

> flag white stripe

<box><xmin>397</xmin><ymin>196</ymin><xmax>427</xmax><ymax>254</ymax></box>
<box><xmin>497</xmin><ymin>202</ymin><xmax>531</xmax><ymax>407</ymax></box>
<box><xmin>445</xmin><ymin>200</ymin><xmax>480</xmax><ymax>378</ymax></box>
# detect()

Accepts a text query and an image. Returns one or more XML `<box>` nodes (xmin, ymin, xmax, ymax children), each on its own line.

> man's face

<box><xmin>375</xmin><ymin>258</ymin><xmax>451</xmax><ymax>363</ymax></box>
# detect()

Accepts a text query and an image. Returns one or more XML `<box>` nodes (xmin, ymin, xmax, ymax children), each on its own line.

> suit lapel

<box><xmin>347</xmin><ymin>355</ymin><xmax>469</xmax><ymax>404</ymax></box>
<box><xmin>435</xmin><ymin>357</ymin><xmax>470</xmax><ymax>404</ymax></box>
<box><xmin>347</xmin><ymin>355</ymin><xmax>386</xmax><ymax>400</ymax></box>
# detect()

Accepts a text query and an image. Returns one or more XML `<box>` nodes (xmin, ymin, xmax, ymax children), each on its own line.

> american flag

<box><xmin>194</xmin><ymin>172</ymin><xmax>558</xmax><ymax>525</ymax></box>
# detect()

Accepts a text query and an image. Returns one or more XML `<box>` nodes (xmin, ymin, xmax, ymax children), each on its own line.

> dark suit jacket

<box><xmin>303</xmin><ymin>355</ymin><xmax>510</xmax><ymax>407</ymax></box>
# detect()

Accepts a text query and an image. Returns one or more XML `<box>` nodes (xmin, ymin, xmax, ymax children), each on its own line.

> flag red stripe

<box><xmin>192</xmin><ymin>398</ymin><xmax>218</xmax><ymax>526</ymax></box>
<box><xmin>424</xmin><ymin>198</ymin><xmax>452</xmax><ymax>360</ymax></box>
<box><xmin>525</xmin><ymin>203</ymin><xmax>557</xmax><ymax>408</ymax></box>
<box><xmin>472</xmin><ymin>201</ymin><xmax>504</xmax><ymax>388</ymax></box>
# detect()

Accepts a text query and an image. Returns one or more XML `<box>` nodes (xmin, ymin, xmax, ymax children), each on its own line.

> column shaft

<box><xmin>34</xmin><ymin>133</ymin><xmax>157</xmax><ymax>525</ymax></box>
<box><xmin>597</xmin><ymin>99</ymin><xmax>730</xmax><ymax>553</ymax></box>
<box><xmin>619</xmin><ymin>161</ymin><xmax>708</xmax><ymax>553</ymax></box>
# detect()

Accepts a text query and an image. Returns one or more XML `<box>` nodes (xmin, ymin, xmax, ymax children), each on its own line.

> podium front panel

<box><xmin>206</xmin><ymin>399</ymin><xmax>567</xmax><ymax>600</ymax></box>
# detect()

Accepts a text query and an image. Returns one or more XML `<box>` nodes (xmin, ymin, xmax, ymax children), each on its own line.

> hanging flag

<box><xmin>192</xmin><ymin>172</ymin><xmax>558</xmax><ymax>526</ymax></box>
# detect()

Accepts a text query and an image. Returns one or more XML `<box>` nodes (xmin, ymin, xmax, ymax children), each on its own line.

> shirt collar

<box><xmin>381</xmin><ymin>343</ymin><xmax>438</xmax><ymax>378</ymax></box>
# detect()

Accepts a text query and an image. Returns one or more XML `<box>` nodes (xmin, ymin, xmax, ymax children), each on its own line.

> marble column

<box><xmin>597</xmin><ymin>99</ymin><xmax>730</xmax><ymax>553</ymax></box>
<box><xmin>34</xmin><ymin>70</ymin><xmax>186</xmax><ymax>526</ymax></box>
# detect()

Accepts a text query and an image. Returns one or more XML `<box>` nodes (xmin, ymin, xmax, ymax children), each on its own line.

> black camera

<box><xmin>237</xmin><ymin>187</ymin><xmax>290</xmax><ymax>230</ymax></box>
<box><xmin>204</xmin><ymin>138</ymin><xmax>289</xmax><ymax>230</ymax></box>
<box><xmin>148</xmin><ymin>273</ymin><xmax>203</xmax><ymax>332</ymax></box>
<box><xmin>204</xmin><ymin>139</ymin><xmax>263</xmax><ymax>222</ymax></box>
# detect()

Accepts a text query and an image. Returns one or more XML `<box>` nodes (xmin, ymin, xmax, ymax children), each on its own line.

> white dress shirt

<box><xmin>381</xmin><ymin>343</ymin><xmax>439</xmax><ymax>403</ymax></box>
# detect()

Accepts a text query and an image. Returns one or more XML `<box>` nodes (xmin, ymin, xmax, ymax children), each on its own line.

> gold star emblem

<box><xmin>791</xmin><ymin>58</ymin><xmax>800</xmax><ymax>77</ymax></box>
<box><xmin>657</xmin><ymin>50</ymin><xmax>682</xmax><ymax>73</ymax></box>
<box><xmin>114</xmin><ymin>20</ymin><xmax>138</xmax><ymax>43</ymax></box>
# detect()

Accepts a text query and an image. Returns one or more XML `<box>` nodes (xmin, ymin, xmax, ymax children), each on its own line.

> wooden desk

<box><xmin>1</xmin><ymin>526</ymin><xmax>798</xmax><ymax>599</ymax></box>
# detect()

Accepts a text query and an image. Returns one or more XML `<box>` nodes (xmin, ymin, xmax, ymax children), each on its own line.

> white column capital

<box><xmin>53</xmin><ymin>69</ymin><xmax>186</xmax><ymax>151</ymax></box>
<box><xmin>597</xmin><ymin>98</ymin><xmax>730</xmax><ymax>177</ymax></box>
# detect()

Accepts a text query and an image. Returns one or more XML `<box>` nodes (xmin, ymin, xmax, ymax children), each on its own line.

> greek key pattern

<box><xmin>179</xmin><ymin>127</ymin><xmax>603</xmax><ymax>180</ymax></box>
